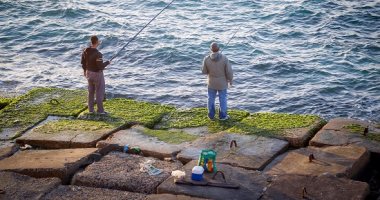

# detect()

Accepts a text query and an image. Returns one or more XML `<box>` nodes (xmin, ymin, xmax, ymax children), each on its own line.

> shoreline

<box><xmin>0</xmin><ymin>87</ymin><xmax>379</xmax><ymax>199</ymax></box>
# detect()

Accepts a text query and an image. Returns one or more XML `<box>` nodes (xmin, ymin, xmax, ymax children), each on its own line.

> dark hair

<box><xmin>90</xmin><ymin>36</ymin><xmax>98</xmax><ymax>45</ymax></box>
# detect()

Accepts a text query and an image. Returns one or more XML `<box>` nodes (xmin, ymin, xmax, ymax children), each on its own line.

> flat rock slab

<box><xmin>157</xmin><ymin>160</ymin><xmax>269</xmax><ymax>200</ymax></box>
<box><xmin>0</xmin><ymin>141</ymin><xmax>18</xmax><ymax>160</ymax></box>
<box><xmin>0</xmin><ymin>171</ymin><xmax>61</xmax><ymax>200</ymax></box>
<box><xmin>177</xmin><ymin>132</ymin><xmax>288</xmax><ymax>170</ymax></box>
<box><xmin>146</xmin><ymin>194</ymin><xmax>209</xmax><ymax>200</ymax></box>
<box><xmin>265</xmin><ymin>145</ymin><xmax>370</xmax><ymax>178</ymax></box>
<box><xmin>16</xmin><ymin>119</ymin><xmax>118</xmax><ymax>149</ymax></box>
<box><xmin>97</xmin><ymin>126</ymin><xmax>186</xmax><ymax>160</ymax></box>
<box><xmin>42</xmin><ymin>185</ymin><xmax>147</xmax><ymax>200</ymax></box>
<box><xmin>0</xmin><ymin>148</ymin><xmax>98</xmax><ymax>183</ymax></box>
<box><xmin>261</xmin><ymin>174</ymin><xmax>369</xmax><ymax>200</ymax></box>
<box><xmin>72</xmin><ymin>152</ymin><xmax>183</xmax><ymax>194</ymax></box>
<box><xmin>310</xmin><ymin>118</ymin><xmax>380</xmax><ymax>154</ymax></box>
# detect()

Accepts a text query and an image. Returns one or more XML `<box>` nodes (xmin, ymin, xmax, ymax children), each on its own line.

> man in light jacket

<box><xmin>202</xmin><ymin>42</ymin><xmax>233</xmax><ymax>120</ymax></box>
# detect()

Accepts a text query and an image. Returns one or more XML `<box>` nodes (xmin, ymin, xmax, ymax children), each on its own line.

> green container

<box><xmin>197</xmin><ymin>149</ymin><xmax>217</xmax><ymax>173</ymax></box>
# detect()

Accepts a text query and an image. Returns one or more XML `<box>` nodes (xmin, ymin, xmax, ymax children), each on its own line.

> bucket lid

<box><xmin>192</xmin><ymin>166</ymin><xmax>204</xmax><ymax>174</ymax></box>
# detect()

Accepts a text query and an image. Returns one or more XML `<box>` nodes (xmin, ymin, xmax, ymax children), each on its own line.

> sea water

<box><xmin>0</xmin><ymin>0</ymin><xmax>379</xmax><ymax>121</ymax></box>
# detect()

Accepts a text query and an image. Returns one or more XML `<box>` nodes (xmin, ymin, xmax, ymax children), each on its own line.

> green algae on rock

<box><xmin>367</xmin><ymin>134</ymin><xmax>380</xmax><ymax>142</ymax></box>
<box><xmin>344</xmin><ymin>124</ymin><xmax>366</xmax><ymax>133</ymax></box>
<box><xmin>344</xmin><ymin>123</ymin><xmax>380</xmax><ymax>142</ymax></box>
<box><xmin>229</xmin><ymin>113</ymin><xmax>321</xmax><ymax>136</ymax></box>
<box><xmin>100</xmin><ymin>98</ymin><xmax>175</xmax><ymax>128</ymax></box>
<box><xmin>16</xmin><ymin>87</ymin><xmax>87</xmax><ymax>116</ymax></box>
<box><xmin>33</xmin><ymin>119</ymin><xmax>119</xmax><ymax>134</ymax></box>
<box><xmin>0</xmin><ymin>87</ymin><xmax>87</xmax><ymax>139</ymax></box>
<box><xmin>228</xmin><ymin>112</ymin><xmax>326</xmax><ymax>147</ymax></box>
<box><xmin>0</xmin><ymin>97</ymin><xmax>13</xmax><ymax>110</ymax></box>
<box><xmin>141</xmin><ymin>127</ymin><xmax>198</xmax><ymax>144</ymax></box>
<box><xmin>157</xmin><ymin>108</ymin><xmax>249</xmax><ymax>133</ymax></box>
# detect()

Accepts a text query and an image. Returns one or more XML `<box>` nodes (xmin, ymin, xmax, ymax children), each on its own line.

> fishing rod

<box><xmin>220</xmin><ymin>25</ymin><xmax>242</xmax><ymax>53</ymax></box>
<box><xmin>110</xmin><ymin>0</ymin><xmax>176</xmax><ymax>62</ymax></box>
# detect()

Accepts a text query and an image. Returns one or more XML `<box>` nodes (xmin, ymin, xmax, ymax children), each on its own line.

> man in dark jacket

<box><xmin>81</xmin><ymin>35</ymin><xmax>110</xmax><ymax>114</ymax></box>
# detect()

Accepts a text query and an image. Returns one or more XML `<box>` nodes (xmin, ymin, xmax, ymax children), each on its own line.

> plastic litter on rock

<box><xmin>20</xmin><ymin>144</ymin><xmax>32</xmax><ymax>151</ymax></box>
<box><xmin>140</xmin><ymin>159</ymin><xmax>163</xmax><ymax>176</ymax></box>
<box><xmin>123</xmin><ymin>145</ymin><xmax>129</xmax><ymax>153</ymax></box>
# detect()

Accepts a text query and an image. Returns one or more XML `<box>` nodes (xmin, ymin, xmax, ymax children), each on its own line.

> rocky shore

<box><xmin>0</xmin><ymin>87</ymin><xmax>379</xmax><ymax>200</ymax></box>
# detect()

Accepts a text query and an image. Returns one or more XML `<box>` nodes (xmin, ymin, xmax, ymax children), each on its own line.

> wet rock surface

<box><xmin>265</xmin><ymin>145</ymin><xmax>370</xmax><ymax>178</ymax></box>
<box><xmin>310</xmin><ymin>118</ymin><xmax>380</xmax><ymax>154</ymax></box>
<box><xmin>42</xmin><ymin>185</ymin><xmax>147</xmax><ymax>200</ymax></box>
<box><xmin>72</xmin><ymin>152</ymin><xmax>183</xmax><ymax>194</ymax></box>
<box><xmin>97</xmin><ymin>125</ymin><xmax>187</xmax><ymax>160</ymax></box>
<box><xmin>157</xmin><ymin>160</ymin><xmax>269</xmax><ymax>200</ymax></box>
<box><xmin>0</xmin><ymin>148</ymin><xmax>98</xmax><ymax>183</ymax></box>
<box><xmin>0</xmin><ymin>141</ymin><xmax>18</xmax><ymax>160</ymax></box>
<box><xmin>177</xmin><ymin>132</ymin><xmax>288</xmax><ymax>170</ymax></box>
<box><xmin>261</xmin><ymin>174</ymin><xmax>369</xmax><ymax>200</ymax></box>
<box><xmin>0</xmin><ymin>171</ymin><xmax>61</xmax><ymax>200</ymax></box>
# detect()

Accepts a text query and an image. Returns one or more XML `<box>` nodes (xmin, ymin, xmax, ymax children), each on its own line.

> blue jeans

<box><xmin>208</xmin><ymin>88</ymin><xmax>228</xmax><ymax>119</ymax></box>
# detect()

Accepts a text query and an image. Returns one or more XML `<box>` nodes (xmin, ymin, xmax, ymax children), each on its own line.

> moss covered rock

<box><xmin>157</xmin><ymin>108</ymin><xmax>249</xmax><ymax>134</ymax></box>
<box><xmin>141</xmin><ymin>127</ymin><xmax>198</xmax><ymax>144</ymax></box>
<box><xmin>34</xmin><ymin>119</ymin><xmax>118</xmax><ymax>134</ymax></box>
<box><xmin>0</xmin><ymin>87</ymin><xmax>87</xmax><ymax>139</ymax></box>
<box><xmin>343</xmin><ymin>123</ymin><xmax>380</xmax><ymax>142</ymax></box>
<box><xmin>0</xmin><ymin>97</ymin><xmax>13</xmax><ymax>110</ymax></box>
<box><xmin>95</xmin><ymin>98</ymin><xmax>175</xmax><ymax>128</ymax></box>
<box><xmin>228</xmin><ymin>112</ymin><xmax>326</xmax><ymax>147</ymax></box>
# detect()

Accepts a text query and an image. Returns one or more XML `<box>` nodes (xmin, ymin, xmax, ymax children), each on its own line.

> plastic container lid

<box><xmin>192</xmin><ymin>166</ymin><xmax>204</xmax><ymax>175</ymax></box>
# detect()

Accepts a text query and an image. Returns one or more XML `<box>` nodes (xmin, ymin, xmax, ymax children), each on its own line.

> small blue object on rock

<box><xmin>191</xmin><ymin>166</ymin><xmax>204</xmax><ymax>181</ymax></box>
<box><xmin>123</xmin><ymin>145</ymin><xmax>129</xmax><ymax>153</ymax></box>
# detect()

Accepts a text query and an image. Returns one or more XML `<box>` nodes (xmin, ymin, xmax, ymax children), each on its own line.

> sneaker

<box><xmin>208</xmin><ymin>117</ymin><xmax>215</xmax><ymax>121</ymax></box>
<box><xmin>219</xmin><ymin>115</ymin><xmax>230</xmax><ymax>121</ymax></box>
<box><xmin>98</xmin><ymin>111</ymin><xmax>109</xmax><ymax>115</ymax></box>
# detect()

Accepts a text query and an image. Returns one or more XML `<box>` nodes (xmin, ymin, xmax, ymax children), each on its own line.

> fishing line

<box><xmin>110</xmin><ymin>0</ymin><xmax>176</xmax><ymax>62</ymax></box>
<box><xmin>220</xmin><ymin>25</ymin><xmax>242</xmax><ymax>54</ymax></box>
